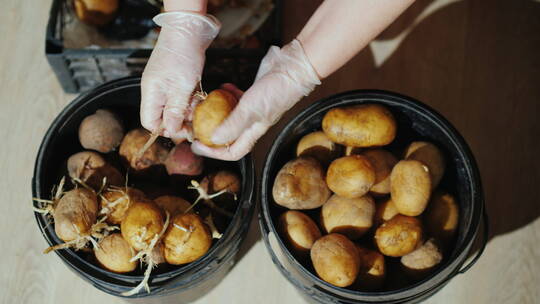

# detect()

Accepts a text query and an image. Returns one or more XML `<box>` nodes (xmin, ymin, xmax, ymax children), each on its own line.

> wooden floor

<box><xmin>1</xmin><ymin>0</ymin><xmax>539</xmax><ymax>303</ymax></box>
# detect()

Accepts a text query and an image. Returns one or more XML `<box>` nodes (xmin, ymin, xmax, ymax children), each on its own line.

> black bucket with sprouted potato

<box><xmin>32</xmin><ymin>77</ymin><xmax>255</xmax><ymax>302</ymax></box>
<box><xmin>260</xmin><ymin>90</ymin><xmax>488</xmax><ymax>304</ymax></box>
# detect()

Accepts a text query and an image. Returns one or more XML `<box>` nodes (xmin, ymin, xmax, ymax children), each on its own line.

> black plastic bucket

<box><xmin>260</xmin><ymin>90</ymin><xmax>488</xmax><ymax>304</ymax></box>
<box><xmin>32</xmin><ymin>77</ymin><xmax>256</xmax><ymax>302</ymax></box>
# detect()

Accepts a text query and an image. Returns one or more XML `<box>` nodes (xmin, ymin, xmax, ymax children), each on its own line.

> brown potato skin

<box><xmin>322</xmin><ymin>104</ymin><xmax>397</xmax><ymax>147</ymax></box>
<box><xmin>94</xmin><ymin>233</ymin><xmax>137</xmax><ymax>273</ymax></box>
<box><xmin>100</xmin><ymin>188</ymin><xmax>146</xmax><ymax>224</ymax></box>
<box><xmin>119</xmin><ymin>128</ymin><xmax>169</xmax><ymax>172</ymax></box>
<box><xmin>375</xmin><ymin>215</ymin><xmax>423</xmax><ymax>257</ymax></box>
<box><xmin>400</xmin><ymin>238</ymin><xmax>443</xmax><ymax>279</ymax></box>
<box><xmin>154</xmin><ymin>195</ymin><xmax>192</xmax><ymax>217</ymax></box>
<box><xmin>278</xmin><ymin>211</ymin><xmax>322</xmax><ymax>255</ymax></box>
<box><xmin>163</xmin><ymin>213</ymin><xmax>212</xmax><ymax>265</ymax></box>
<box><xmin>353</xmin><ymin>246</ymin><xmax>386</xmax><ymax>291</ymax></box>
<box><xmin>405</xmin><ymin>142</ymin><xmax>445</xmax><ymax>189</ymax></box>
<box><xmin>74</xmin><ymin>0</ymin><xmax>119</xmax><ymax>26</ymax></box>
<box><xmin>296</xmin><ymin>131</ymin><xmax>341</xmax><ymax>166</ymax></box>
<box><xmin>362</xmin><ymin>149</ymin><xmax>398</xmax><ymax>195</ymax></box>
<box><xmin>79</xmin><ymin>109</ymin><xmax>124</xmax><ymax>153</ymax></box>
<box><xmin>272</xmin><ymin>157</ymin><xmax>331</xmax><ymax>210</ymax></box>
<box><xmin>374</xmin><ymin>198</ymin><xmax>399</xmax><ymax>227</ymax></box>
<box><xmin>199</xmin><ymin>170</ymin><xmax>241</xmax><ymax>195</ymax></box>
<box><xmin>321</xmin><ymin>194</ymin><xmax>375</xmax><ymax>240</ymax></box>
<box><xmin>54</xmin><ymin>188</ymin><xmax>98</xmax><ymax>242</ymax></box>
<box><xmin>121</xmin><ymin>200</ymin><xmax>164</xmax><ymax>251</ymax></box>
<box><xmin>67</xmin><ymin>151</ymin><xmax>124</xmax><ymax>190</ymax></box>
<box><xmin>390</xmin><ymin>160</ymin><xmax>432</xmax><ymax>216</ymax></box>
<box><xmin>326</xmin><ymin>155</ymin><xmax>376</xmax><ymax>198</ymax></box>
<box><xmin>311</xmin><ymin>234</ymin><xmax>360</xmax><ymax>287</ymax></box>
<box><xmin>193</xmin><ymin>89</ymin><xmax>238</xmax><ymax>147</ymax></box>
<box><xmin>424</xmin><ymin>192</ymin><xmax>459</xmax><ymax>243</ymax></box>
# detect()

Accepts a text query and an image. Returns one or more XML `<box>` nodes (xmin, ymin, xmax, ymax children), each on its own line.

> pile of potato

<box><xmin>272</xmin><ymin>104</ymin><xmax>459</xmax><ymax>291</ymax></box>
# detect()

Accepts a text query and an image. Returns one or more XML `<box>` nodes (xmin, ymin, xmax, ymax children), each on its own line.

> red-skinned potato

<box><xmin>326</xmin><ymin>155</ymin><xmax>376</xmax><ymax>198</ymax></box>
<box><xmin>296</xmin><ymin>131</ymin><xmax>341</xmax><ymax>166</ymax></box>
<box><xmin>278</xmin><ymin>211</ymin><xmax>322</xmax><ymax>256</ymax></box>
<box><xmin>164</xmin><ymin>142</ymin><xmax>204</xmax><ymax>176</ymax></box>
<box><xmin>94</xmin><ymin>233</ymin><xmax>137</xmax><ymax>273</ymax></box>
<box><xmin>193</xmin><ymin>89</ymin><xmax>238</xmax><ymax>147</ymax></box>
<box><xmin>311</xmin><ymin>234</ymin><xmax>360</xmax><ymax>287</ymax></box>
<box><xmin>67</xmin><ymin>151</ymin><xmax>124</xmax><ymax>190</ymax></box>
<box><xmin>405</xmin><ymin>141</ymin><xmax>445</xmax><ymax>189</ymax></box>
<box><xmin>362</xmin><ymin>149</ymin><xmax>397</xmax><ymax>195</ymax></box>
<box><xmin>390</xmin><ymin>160</ymin><xmax>432</xmax><ymax>216</ymax></box>
<box><xmin>78</xmin><ymin>109</ymin><xmax>124</xmax><ymax>153</ymax></box>
<box><xmin>375</xmin><ymin>215</ymin><xmax>423</xmax><ymax>257</ymax></box>
<box><xmin>321</xmin><ymin>194</ymin><xmax>375</xmax><ymax>240</ymax></box>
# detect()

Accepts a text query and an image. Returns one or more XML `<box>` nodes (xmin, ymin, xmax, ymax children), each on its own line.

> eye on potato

<box><xmin>322</xmin><ymin>104</ymin><xmax>396</xmax><ymax>147</ymax></box>
<box><xmin>119</xmin><ymin>128</ymin><xmax>169</xmax><ymax>172</ymax></box>
<box><xmin>99</xmin><ymin>187</ymin><xmax>145</xmax><ymax>224</ymax></box>
<box><xmin>54</xmin><ymin>188</ymin><xmax>99</xmax><ymax>242</ymax></box>
<box><xmin>296</xmin><ymin>131</ymin><xmax>341</xmax><ymax>166</ymax></box>
<box><xmin>121</xmin><ymin>200</ymin><xmax>164</xmax><ymax>251</ymax></box>
<box><xmin>405</xmin><ymin>141</ymin><xmax>445</xmax><ymax>188</ymax></box>
<box><xmin>278</xmin><ymin>211</ymin><xmax>321</xmax><ymax>255</ymax></box>
<box><xmin>272</xmin><ymin>157</ymin><xmax>331</xmax><ymax>210</ymax></box>
<box><xmin>193</xmin><ymin>89</ymin><xmax>238</xmax><ymax>147</ymax></box>
<box><xmin>94</xmin><ymin>233</ymin><xmax>137</xmax><ymax>273</ymax></box>
<box><xmin>163</xmin><ymin>213</ymin><xmax>212</xmax><ymax>265</ymax></box>
<box><xmin>362</xmin><ymin>149</ymin><xmax>397</xmax><ymax>196</ymax></box>
<box><xmin>400</xmin><ymin>238</ymin><xmax>443</xmax><ymax>279</ymax></box>
<box><xmin>424</xmin><ymin>191</ymin><xmax>459</xmax><ymax>243</ymax></box>
<box><xmin>67</xmin><ymin>151</ymin><xmax>124</xmax><ymax>190</ymax></box>
<box><xmin>375</xmin><ymin>215</ymin><xmax>423</xmax><ymax>257</ymax></box>
<box><xmin>311</xmin><ymin>233</ymin><xmax>360</xmax><ymax>287</ymax></box>
<box><xmin>353</xmin><ymin>246</ymin><xmax>386</xmax><ymax>291</ymax></box>
<box><xmin>374</xmin><ymin>198</ymin><xmax>399</xmax><ymax>227</ymax></box>
<box><xmin>154</xmin><ymin>195</ymin><xmax>192</xmax><ymax>217</ymax></box>
<box><xmin>326</xmin><ymin>155</ymin><xmax>376</xmax><ymax>198</ymax></box>
<box><xmin>390</xmin><ymin>160</ymin><xmax>432</xmax><ymax>216</ymax></box>
<box><xmin>79</xmin><ymin>109</ymin><xmax>124</xmax><ymax>153</ymax></box>
<box><xmin>321</xmin><ymin>194</ymin><xmax>375</xmax><ymax>240</ymax></box>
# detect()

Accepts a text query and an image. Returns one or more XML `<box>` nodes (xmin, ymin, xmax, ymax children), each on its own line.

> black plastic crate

<box><xmin>46</xmin><ymin>0</ymin><xmax>281</xmax><ymax>93</ymax></box>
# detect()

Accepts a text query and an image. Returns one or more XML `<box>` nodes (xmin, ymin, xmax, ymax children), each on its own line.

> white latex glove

<box><xmin>191</xmin><ymin>39</ymin><xmax>321</xmax><ymax>161</ymax></box>
<box><xmin>140</xmin><ymin>11</ymin><xmax>221</xmax><ymax>140</ymax></box>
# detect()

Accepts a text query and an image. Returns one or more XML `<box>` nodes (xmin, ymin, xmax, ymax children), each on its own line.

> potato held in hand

<box><xmin>193</xmin><ymin>89</ymin><xmax>238</xmax><ymax>147</ymax></box>
<box><xmin>279</xmin><ymin>211</ymin><xmax>322</xmax><ymax>255</ymax></box>
<box><xmin>94</xmin><ymin>233</ymin><xmax>137</xmax><ymax>273</ymax></box>
<box><xmin>164</xmin><ymin>142</ymin><xmax>204</xmax><ymax>176</ymax></box>
<box><xmin>311</xmin><ymin>234</ymin><xmax>360</xmax><ymax>287</ymax></box>
<box><xmin>273</xmin><ymin>157</ymin><xmax>331</xmax><ymax>210</ymax></box>
<box><xmin>163</xmin><ymin>213</ymin><xmax>212</xmax><ymax>265</ymax></box>
<box><xmin>362</xmin><ymin>149</ymin><xmax>397</xmax><ymax>195</ymax></box>
<box><xmin>405</xmin><ymin>141</ymin><xmax>445</xmax><ymax>189</ymax></box>
<box><xmin>375</xmin><ymin>215</ymin><xmax>423</xmax><ymax>257</ymax></box>
<box><xmin>67</xmin><ymin>151</ymin><xmax>124</xmax><ymax>190</ymax></box>
<box><xmin>390</xmin><ymin>160</ymin><xmax>432</xmax><ymax>216</ymax></box>
<box><xmin>326</xmin><ymin>155</ymin><xmax>375</xmax><ymax>198</ymax></box>
<box><xmin>296</xmin><ymin>131</ymin><xmax>341</xmax><ymax>166</ymax></box>
<box><xmin>321</xmin><ymin>194</ymin><xmax>375</xmax><ymax>240</ymax></box>
<box><xmin>79</xmin><ymin>109</ymin><xmax>124</xmax><ymax>153</ymax></box>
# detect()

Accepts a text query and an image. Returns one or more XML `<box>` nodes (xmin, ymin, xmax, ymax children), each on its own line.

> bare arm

<box><xmin>163</xmin><ymin>0</ymin><xmax>207</xmax><ymax>13</ymax></box>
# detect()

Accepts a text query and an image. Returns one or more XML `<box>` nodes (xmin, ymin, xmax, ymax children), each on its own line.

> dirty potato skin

<box><xmin>163</xmin><ymin>213</ymin><xmax>212</xmax><ymax>265</ymax></box>
<box><xmin>362</xmin><ymin>149</ymin><xmax>398</xmax><ymax>195</ymax></box>
<box><xmin>94</xmin><ymin>233</ymin><xmax>137</xmax><ymax>273</ymax></box>
<box><xmin>78</xmin><ymin>109</ymin><xmax>124</xmax><ymax>153</ymax></box>
<box><xmin>401</xmin><ymin>238</ymin><xmax>443</xmax><ymax>279</ymax></box>
<box><xmin>405</xmin><ymin>141</ymin><xmax>445</xmax><ymax>189</ymax></box>
<box><xmin>278</xmin><ymin>211</ymin><xmax>322</xmax><ymax>255</ymax></box>
<box><xmin>424</xmin><ymin>192</ymin><xmax>459</xmax><ymax>242</ymax></box>
<box><xmin>353</xmin><ymin>246</ymin><xmax>386</xmax><ymax>291</ymax></box>
<box><xmin>67</xmin><ymin>151</ymin><xmax>124</xmax><ymax>190</ymax></box>
<box><xmin>100</xmin><ymin>188</ymin><xmax>146</xmax><ymax>224</ymax></box>
<box><xmin>390</xmin><ymin>160</ymin><xmax>432</xmax><ymax>216</ymax></box>
<box><xmin>154</xmin><ymin>195</ymin><xmax>192</xmax><ymax>217</ymax></box>
<box><xmin>119</xmin><ymin>128</ymin><xmax>169</xmax><ymax>171</ymax></box>
<box><xmin>311</xmin><ymin>234</ymin><xmax>360</xmax><ymax>287</ymax></box>
<box><xmin>326</xmin><ymin>155</ymin><xmax>376</xmax><ymax>198</ymax></box>
<box><xmin>296</xmin><ymin>131</ymin><xmax>341</xmax><ymax>166</ymax></box>
<box><xmin>272</xmin><ymin>157</ymin><xmax>331</xmax><ymax>210</ymax></box>
<box><xmin>193</xmin><ymin>89</ymin><xmax>238</xmax><ymax>147</ymax></box>
<box><xmin>121</xmin><ymin>200</ymin><xmax>164</xmax><ymax>251</ymax></box>
<box><xmin>54</xmin><ymin>188</ymin><xmax>98</xmax><ymax>242</ymax></box>
<box><xmin>374</xmin><ymin>198</ymin><xmax>400</xmax><ymax>227</ymax></box>
<box><xmin>375</xmin><ymin>215</ymin><xmax>423</xmax><ymax>257</ymax></box>
<box><xmin>322</xmin><ymin>104</ymin><xmax>397</xmax><ymax>147</ymax></box>
<box><xmin>321</xmin><ymin>194</ymin><xmax>375</xmax><ymax>240</ymax></box>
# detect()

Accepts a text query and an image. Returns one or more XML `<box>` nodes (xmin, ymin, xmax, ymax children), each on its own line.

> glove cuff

<box><xmin>153</xmin><ymin>11</ymin><xmax>221</xmax><ymax>41</ymax></box>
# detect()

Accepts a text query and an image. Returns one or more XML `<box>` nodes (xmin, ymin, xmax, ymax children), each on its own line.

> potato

<box><xmin>401</xmin><ymin>238</ymin><xmax>443</xmax><ymax>278</ymax></box>
<box><xmin>163</xmin><ymin>213</ymin><xmax>212</xmax><ymax>265</ymax></box>
<box><xmin>353</xmin><ymin>246</ymin><xmax>386</xmax><ymax>291</ymax></box>
<box><xmin>193</xmin><ymin>89</ymin><xmax>238</xmax><ymax>147</ymax></box>
<box><xmin>375</xmin><ymin>215</ymin><xmax>423</xmax><ymax>257</ymax></box>
<box><xmin>321</xmin><ymin>194</ymin><xmax>375</xmax><ymax>239</ymax></box>
<box><xmin>164</xmin><ymin>142</ymin><xmax>204</xmax><ymax>176</ymax></box>
<box><xmin>272</xmin><ymin>157</ymin><xmax>331</xmax><ymax>210</ymax></box>
<box><xmin>121</xmin><ymin>200</ymin><xmax>164</xmax><ymax>251</ymax></box>
<box><xmin>405</xmin><ymin>141</ymin><xmax>445</xmax><ymax>188</ymax></box>
<box><xmin>99</xmin><ymin>187</ymin><xmax>146</xmax><ymax>224</ymax></box>
<box><xmin>390</xmin><ymin>160</ymin><xmax>432</xmax><ymax>216</ymax></box>
<box><xmin>362</xmin><ymin>149</ymin><xmax>397</xmax><ymax>195</ymax></box>
<box><xmin>78</xmin><ymin>109</ymin><xmax>124</xmax><ymax>153</ymax></box>
<box><xmin>54</xmin><ymin>188</ymin><xmax>98</xmax><ymax>242</ymax></box>
<box><xmin>296</xmin><ymin>131</ymin><xmax>341</xmax><ymax>166</ymax></box>
<box><xmin>345</xmin><ymin>146</ymin><xmax>363</xmax><ymax>156</ymax></box>
<box><xmin>119</xmin><ymin>128</ymin><xmax>169</xmax><ymax>172</ymax></box>
<box><xmin>311</xmin><ymin>234</ymin><xmax>360</xmax><ymax>287</ymax></box>
<box><xmin>67</xmin><ymin>151</ymin><xmax>124</xmax><ymax>190</ymax></box>
<box><xmin>154</xmin><ymin>195</ymin><xmax>192</xmax><ymax>217</ymax></box>
<box><xmin>94</xmin><ymin>233</ymin><xmax>137</xmax><ymax>273</ymax></box>
<box><xmin>326</xmin><ymin>155</ymin><xmax>376</xmax><ymax>198</ymax></box>
<box><xmin>374</xmin><ymin>198</ymin><xmax>399</xmax><ymax>227</ymax></box>
<box><xmin>322</xmin><ymin>104</ymin><xmax>396</xmax><ymax>147</ymax></box>
<box><xmin>278</xmin><ymin>211</ymin><xmax>322</xmax><ymax>255</ymax></box>
<box><xmin>74</xmin><ymin>0</ymin><xmax>119</xmax><ymax>26</ymax></box>
<box><xmin>199</xmin><ymin>170</ymin><xmax>241</xmax><ymax>195</ymax></box>
<box><xmin>149</xmin><ymin>242</ymin><xmax>166</xmax><ymax>265</ymax></box>
<box><xmin>424</xmin><ymin>192</ymin><xmax>459</xmax><ymax>242</ymax></box>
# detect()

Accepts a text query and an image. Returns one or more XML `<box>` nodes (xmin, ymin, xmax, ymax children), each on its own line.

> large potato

<box><xmin>94</xmin><ymin>233</ymin><xmax>137</xmax><ymax>273</ymax></box>
<box><xmin>163</xmin><ymin>213</ymin><xmax>212</xmax><ymax>265</ymax></box>
<box><xmin>54</xmin><ymin>188</ymin><xmax>98</xmax><ymax>242</ymax></box>
<box><xmin>405</xmin><ymin>141</ymin><xmax>445</xmax><ymax>188</ymax></box>
<box><xmin>375</xmin><ymin>215</ymin><xmax>423</xmax><ymax>257</ymax></box>
<box><xmin>326</xmin><ymin>155</ymin><xmax>375</xmax><ymax>198</ymax></box>
<box><xmin>322</xmin><ymin>104</ymin><xmax>396</xmax><ymax>147</ymax></box>
<box><xmin>321</xmin><ymin>194</ymin><xmax>375</xmax><ymax>239</ymax></box>
<box><xmin>362</xmin><ymin>149</ymin><xmax>398</xmax><ymax>195</ymax></box>
<box><xmin>272</xmin><ymin>157</ymin><xmax>331</xmax><ymax>210</ymax></box>
<box><xmin>193</xmin><ymin>89</ymin><xmax>238</xmax><ymax>147</ymax></box>
<box><xmin>67</xmin><ymin>151</ymin><xmax>124</xmax><ymax>190</ymax></box>
<box><xmin>78</xmin><ymin>109</ymin><xmax>124</xmax><ymax>153</ymax></box>
<box><xmin>374</xmin><ymin>198</ymin><xmax>399</xmax><ymax>227</ymax></box>
<box><xmin>401</xmin><ymin>238</ymin><xmax>443</xmax><ymax>279</ymax></box>
<box><xmin>353</xmin><ymin>246</ymin><xmax>386</xmax><ymax>291</ymax></box>
<box><xmin>278</xmin><ymin>211</ymin><xmax>322</xmax><ymax>255</ymax></box>
<box><xmin>100</xmin><ymin>187</ymin><xmax>146</xmax><ymax>224</ymax></box>
<box><xmin>311</xmin><ymin>234</ymin><xmax>360</xmax><ymax>287</ymax></box>
<box><xmin>121</xmin><ymin>200</ymin><xmax>164</xmax><ymax>251</ymax></box>
<box><xmin>154</xmin><ymin>195</ymin><xmax>192</xmax><ymax>217</ymax></box>
<box><xmin>390</xmin><ymin>160</ymin><xmax>432</xmax><ymax>216</ymax></box>
<box><xmin>118</xmin><ymin>128</ymin><xmax>169</xmax><ymax>172</ymax></box>
<box><xmin>424</xmin><ymin>192</ymin><xmax>459</xmax><ymax>242</ymax></box>
<box><xmin>296</xmin><ymin>131</ymin><xmax>341</xmax><ymax>166</ymax></box>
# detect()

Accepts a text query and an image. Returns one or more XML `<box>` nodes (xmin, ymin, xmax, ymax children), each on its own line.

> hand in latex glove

<box><xmin>191</xmin><ymin>39</ymin><xmax>321</xmax><ymax>161</ymax></box>
<box><xmin>140</xmin><ymin>11</ymin><xmax>220</xmax><ymax>141</ymax></box>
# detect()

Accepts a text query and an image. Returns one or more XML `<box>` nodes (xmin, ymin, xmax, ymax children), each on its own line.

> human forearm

<box><xmin>164</xmin><ymin>0</ymin><xmax>208</xmax><ymax>13</ymax></box>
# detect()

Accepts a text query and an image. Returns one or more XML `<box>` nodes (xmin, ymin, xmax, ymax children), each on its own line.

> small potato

<box><xmin>321</xmin><ymin>194</ymin><xmax>375</xmax><ymax>240</ymax></box>
<box><xmin>424</xmin><ymin>192</ymin><xmax>459</xmax><ymax>242</ymax></box>
<box><xmin>163</xmin><ymin>213</ymin><xmax>212</xmax><ymax>265</ymax></box>
<box><xmin>405</xmin><ymin>141</ymin><xmax>445</xmax><ymax>188</ymax></box>
<box><xmin>94</xmin><ymin>233</ymin><xmax>137</xmax><ymax>273</ymax></box>
<box><xmin>154</xmin><ymin>195</ymin><xmax>192</xmax><ymax>217</ymax></box>
<box><xmin>67</xmin><ymin>151</ymin><xmax>124</xmax><ymax>190</ymax></box>
<box><xmin>164</xmin><ymin>142</ymin><xmax>204</xmax><ymax>176</ymax></box>
<box><xmin>100</xmin><ymin>187</ymin><xmax>146</xmax><ymax>224</ymax></box>
<box><xmin>322</xmin><ymin>104</ymin><xmax>397</xmax><ymax>147</ymax></box>
<box><xmin>296</xmin><ymin>131</ymin><xmax>341</xmax><ymax>166</ymax></box>
<box><xmin>54</xmin><ymin>188</ymin><xmax>98</xmax><ymax>242</ymax></box>
<box><xmin>401</xmin><ymin>238</ymin><xmax>443</xmax><ymax>279</ymax></box>
<box><xmin>326</xmin><ymin>155</ymin><xmax>376</xmax><ymax>198</ymax></box>
<box><xmin>119</xmin><ymin>128</ymin><xmax>169</xmax><ymax>172</ymax></box>
<box><xmin>121</xmin><ymin>200</ymin><xmax>164</xmax><ymax>251</ymax></box>
<box><xmin>74</xmin><ymin>0</ymin><xmax>119</xmax><ymax>26</ymax></box>
<box><xmin>78</xmin><ymin>109</ymin><xmax>124</xmax><ymax>153</ymax></box>
<box><xmin>272</xmin><ymin>157</ymin><xmax>331</xmax><ymax>210</ymax></box>
<box><xmin>353</xmin><ymin>246</ymin><xmax>386</xmax><ymax>291</ymax></box>
<box><xmin>375</xmin><ymin>215</ymin><xmax>423</xmax><ymax>257</ymax></box>
<box><xmin>362</xmin><ymin>149</ymin><xmax>397</xmax><ymax>195</ymax></box>
<box><xmin>374</xmin><ymin>198</ymin><xmax>399</xmax><ymax>227</ymax></box>
<box><xmin>311</xmin><ymin>234</ymin><xmax>360</xmax><ymax>287</ymax></box>
<box><xmin>193</xmin><ymin>89</ymin><xmax>238</xmax><ymax>147</ymax></box>
<box><xmin>278</xmin><ymin>211</ymin><xmax>322</xmax><ymax>255</ymax></box>
<box><xmin>390</xmin><ymin>160</ymin><xmax>432</xmax><ymax>216</ymax></box>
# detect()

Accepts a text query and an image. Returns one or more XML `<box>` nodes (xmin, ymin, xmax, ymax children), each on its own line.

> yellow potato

<box><xmin>272</xmin><ymin>157</ymin><xmax>331</xmax><ymax>210</ymax></box>
<box><xmin>353</xmin><ymin>246</ymin><xmax>386</xmax><ymax>291</ymax></box>
<box><xmin>163</xmin><ymin>213</ymin><xmax>212</xmax><ymax>265</ymax></box>
<box><xmin>401</xmin><ymin>238</ymin><xmax>443</xmax><ymax>279</ymax></box>
<box><xmin>67</xmin><ymin>151</ymin><xmax>124</xmax><ymax>190</ymax></box>
<box><xmin>326</xmin><ymin>155</ymin><xmax>376</xmax><ymax>198</ymax></box>
<box><xmin>390</xmin><ymin>160</ymin><xmax>432</xmax><ymax>216</ymax></box>
<box><xmin>311</xmin><ymin>234</ymin><xmax>360</xmax><ymax>287</ymax></box>
<box><xmin>154</xmin><ymin>195</ymin><xmax>192</xmax><ymax>217</ymax></box>
<box><xmin>374</xmin><ymin>198</ymin><xmax>399</xmax><ymax>227</ymax></box>
<box><xmin>322</xmin><ymin>104</ymin><xmax>397</xmax><ymax>147</ymax></box>
<box><xmin>375</xmin><ymin>215</ymin><xmax>423</xmax><ymax>257</ymax></box>
<box><xmin>296</xmin><ymin>131</ymin><xmax>341</xmax><ymax>165</ymax></box>
<box><xmin>278</xmin><ymin>211</ymin><xmax>322</xmax><ymax>255</ymax></box>
<box><xmin>118</xmin><ymin>128</ymin><xmax>169</xmax><ymax>172</ymax></box>
<box><xmin>54</xmin><ymin>188</ymin><xmax>98</xmax><ymax>242</ymax></box>
<box><xmin>362</xmin><ymin>149</ymin><xmax>398</xmax><ymax>195</ymax></box>
<box><xmin>193</xmin><ymin>89</ymin><xmax>238</xmax><ymax>147</ymax></box>
<box><xmin>321</xmin><ymin>194</ymin><xmax>375</xmax><ymax>239</ymax></box>
<box><xmin>121</xmin><ymin>200</ymin><xmax>164</xmax><ymax>251</ymax></box>
<box><xmin>100</xmin><ymin>187</ymin><xmax>146</xmax><ymax>224</ymax></box>
<box><xmin>94</xmin><ymin>233</ymin><xmax>137</xmax><ymax>273</ymax></box>
<box><xmin>405</xmin><ymin>141</ymin><xmax>445</xmax><ymax>188</ymax></box>
<box><xmin>424</xmin><ymin>192</ymin><xmax>459</xmax><ymax>242</ymax></box>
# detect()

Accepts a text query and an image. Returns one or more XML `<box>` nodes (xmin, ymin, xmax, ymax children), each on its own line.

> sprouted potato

<box><xmin>278</xmin><ymin>210</ymin><xmax>322</xmax><ymax>255</ymax></box>
<box><xmin>163</xmin><ymin>213</ymin><xmax>212</xmax><ymax>265</ymax></box>
<box><xmin>99</xmin><ymin>187</ymin><xmax>146</xmax><ymax>224</ymax></box>
<box><xmin>94</xmin><ymin>233</ymin><xmax>137</xmax><ymax>273</ymax></box>
<box><xmin>326</xmin><ymin>155</ymin><xmax>376</xmax><ymax>198</ymax></box>
<box><xmin>119</xmin><ymin>128</ymin><xmax>169</xmax><ymax>172</ymax></box>
<box><xmin>321</xmin><ymin>194</ymin><xmax>375</xmax><ymax>240</ymax></box>
<box><xmin>67</xmin><ymin>151</ymin><xmax>124</xmax><ymax>190</ymax></box>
